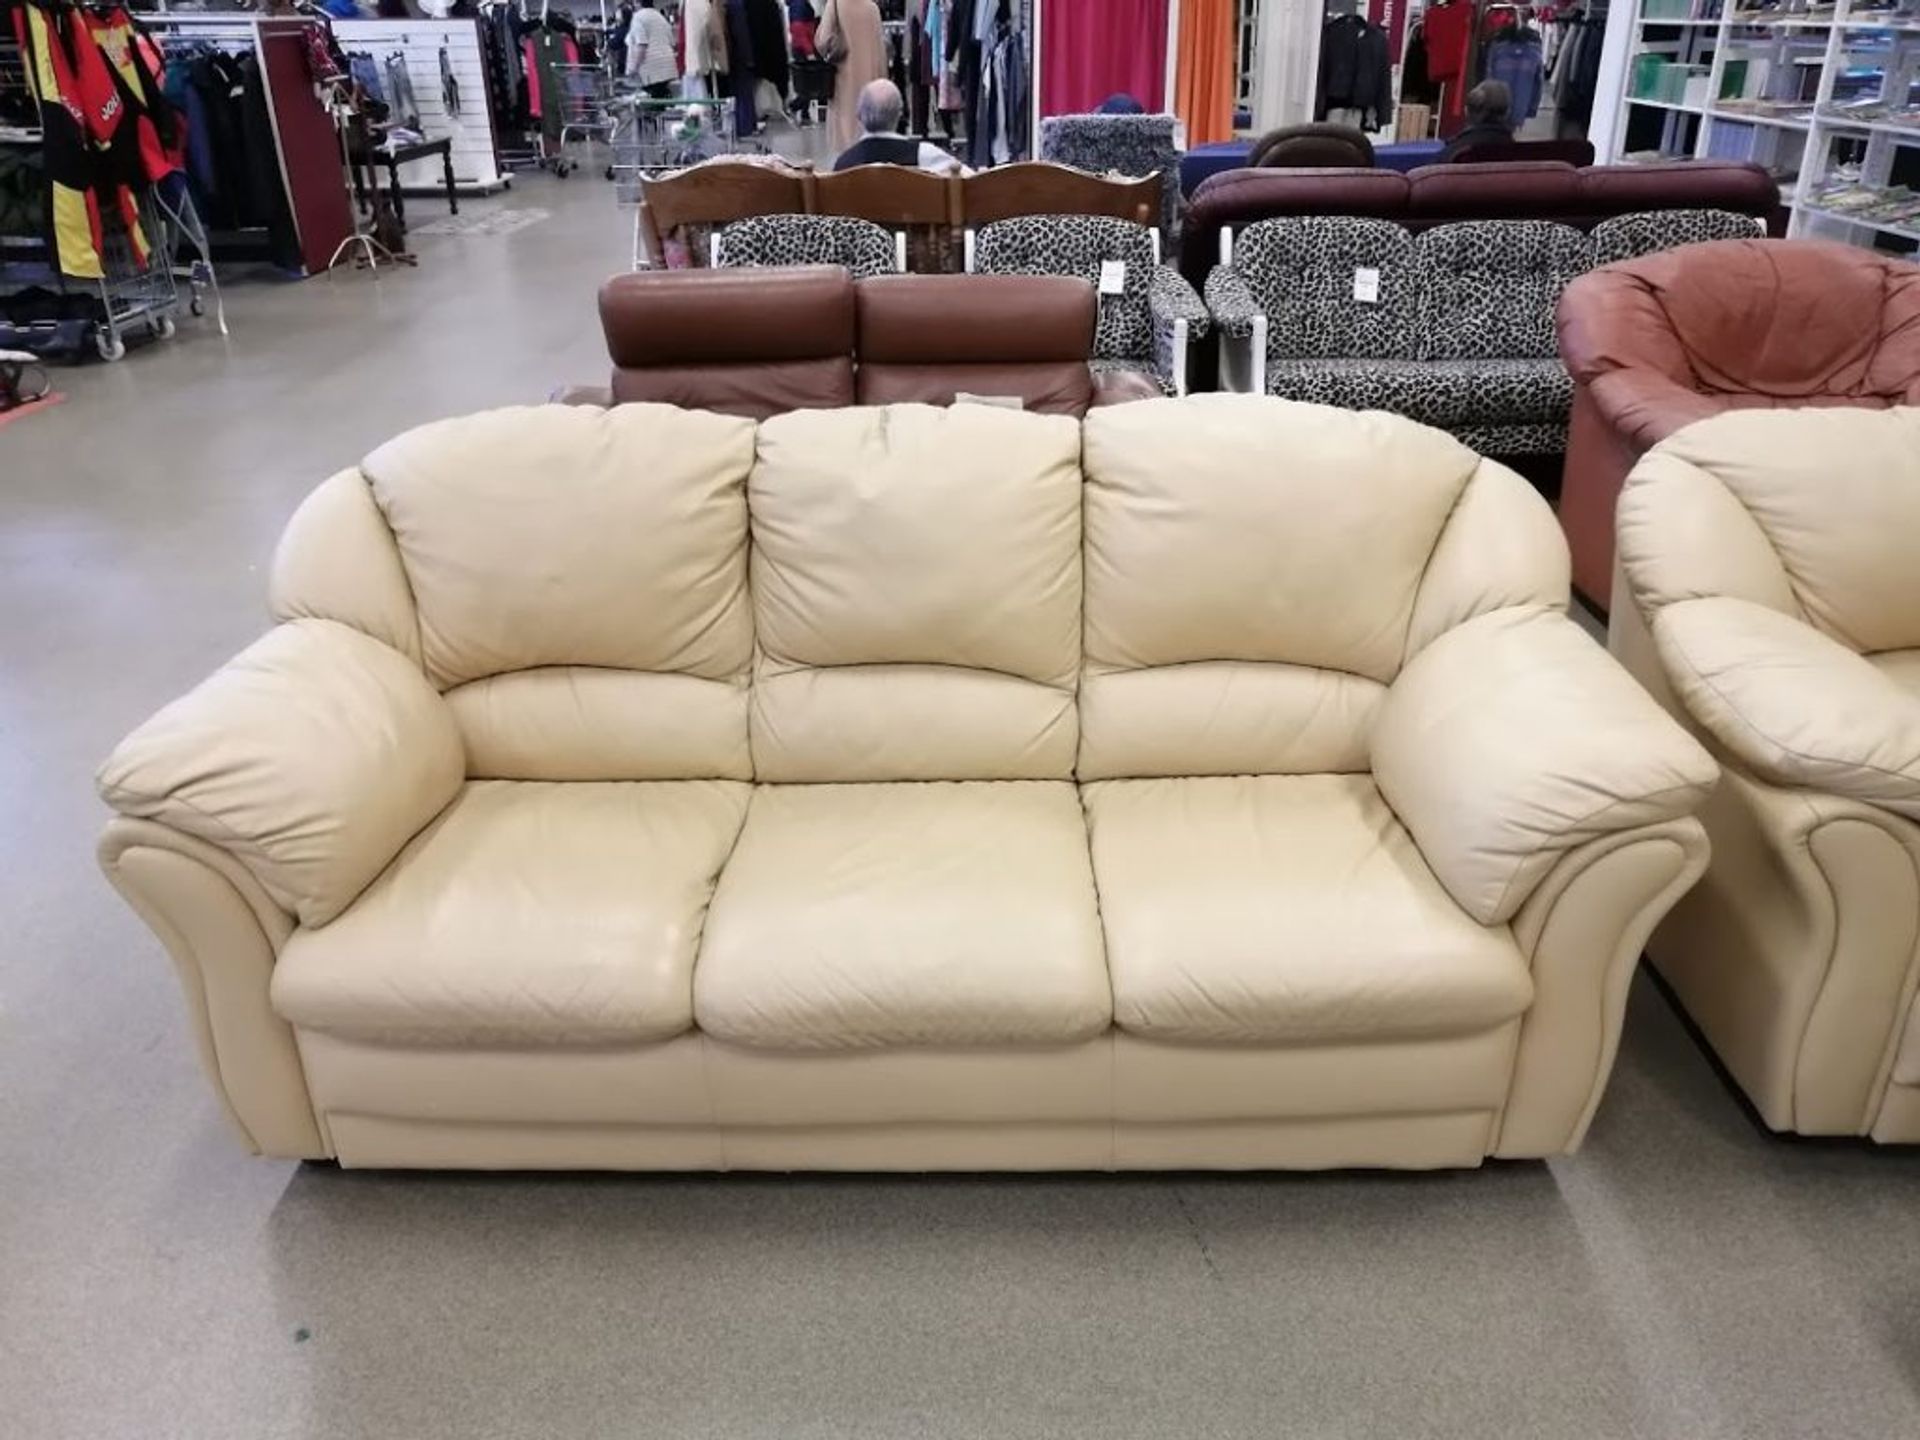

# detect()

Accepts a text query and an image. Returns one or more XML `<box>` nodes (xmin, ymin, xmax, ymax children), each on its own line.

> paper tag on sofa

<box><xmin>1098</xmin><ymin>260</ymin><xmax>1127</xmax><ymax>296</ymax></box>
<box><xmin>1353</xmin><ymin>267</ymin><xmax>1381</xmax><ymax>304</ymax></box>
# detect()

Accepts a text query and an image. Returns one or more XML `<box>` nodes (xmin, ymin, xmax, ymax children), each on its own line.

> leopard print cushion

<box><xmin>1235</xmin><ymin>217</ymin><xmax>1421</xmax><ymax>362</ymax></box>
<box><xmin>1416</xmin><ymin>220</ymin><xmax>1590</xmax><ymax>361</ymax></box>
<box><xmin>976</xmin><ymin>215</ymin><xmax>1159</xmax><ymax>363</ymax></box>
<box><xmin>1451</xmin><ymin>420</ymin><xmax>1567</xmax><ymax>456</ymax></box>
<box><xmin>1265</xmin><ymin>357</ymin><xmax>1572</xmax><ymax>428</ymax></box>
<box><xmin>716</xmin><ymin>214</ymin><xmax>897</xmax><ymax>279</ymax></box>
<box><xmin>1589</xmin><ymin>209</ymin><xmax>1765</xmax><ymax>267</ymax></box>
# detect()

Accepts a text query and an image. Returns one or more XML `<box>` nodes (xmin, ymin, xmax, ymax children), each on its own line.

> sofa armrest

<box><xmin>1147</xmin><ymin>265</ymin><xmax>1208</xmax><ymax>396</ymax></box>
<box><xmin>1588</xmin><ymin>369</ymin><xmax>1731</xmax><ymax>452</ymax></box>
<box><xmin>1653</xmin><ymin>597</ymin><xmax>1920</xmax><ymax>819</ymax></box>
<box><xmin>97</xmin><ymin>619</ymin><xmax>464</xmax><ymax>928</ymax></box>
<box><xmin>1372</xmin><ymin>606</ymin><xmax>1718</xmax><ymax>925</ymax></box>
<box><xmin>1202</xmin><ymin>264</ymin><xmax>1262</xmax><ymax>340</ymax></box>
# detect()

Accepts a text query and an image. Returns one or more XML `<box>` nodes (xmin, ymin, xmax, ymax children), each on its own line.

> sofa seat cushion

<box><xmin>695</xmin><ymin>781</ymin><xmax>1111</xmax><ymax>1049</ymax></box>
<box><xmin>1082</xmin><ymin>774</ymin><xmax>1534</xmax><ymax>1044</ymax></box>
<box><xmin>1264</xmin><ymin>357</ymin><xmax>1573</xmax><ymax>427</ymax></box>
<box><xmin>272</xmin><ymin>780</ymin><xmax>750</xmax><ymax>1045</ymax></box>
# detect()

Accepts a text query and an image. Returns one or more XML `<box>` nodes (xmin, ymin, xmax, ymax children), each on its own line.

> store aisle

<box><xmin>3</xmin><ymin>163</ymin><xmax>1920</xmax><ymax>1440</ymax></box>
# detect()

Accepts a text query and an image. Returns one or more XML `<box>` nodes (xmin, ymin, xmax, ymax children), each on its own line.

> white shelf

<box><xmin>1796</xmin><ymin>200</ymin><xmax>1920</xmax><ymax>238</ymax></box>
<box><xmin>1606</xmin><ymin>0</ymin><xmax>1920</xmax><ymax>251</ymax></box>
<box><xmin>1627</xmin><ymin>95</ymin><xmax>1709</xmax><ymax>112</ymax></box>
<box><xmin>1712</xmin><ymin>106</ymin><xmax>1818</xmax><ymax>126</ymax></box>
<box><xmin>1816</xmin><ymin>112</ymin><xmax>1920</xmax><ymax>136</ymax></box>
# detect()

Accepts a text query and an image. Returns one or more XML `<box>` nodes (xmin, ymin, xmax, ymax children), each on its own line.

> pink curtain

<box><xmin>1040</xmin><ymin>0</ymin><xmax>1170</xmax><ymax>118</ymax></box>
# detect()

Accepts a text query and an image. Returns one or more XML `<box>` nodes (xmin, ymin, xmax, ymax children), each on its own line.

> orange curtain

<box><xmin>1175</xmin><ymin>0</ymin><xmax>1238</xmax><ymax>146</ymax></box>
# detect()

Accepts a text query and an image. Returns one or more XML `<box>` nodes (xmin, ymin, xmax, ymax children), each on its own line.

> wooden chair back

<box><xmin>961</xmin><ymin>164</ymin><xmax>1163</xmax><ymax>228</ymax></box>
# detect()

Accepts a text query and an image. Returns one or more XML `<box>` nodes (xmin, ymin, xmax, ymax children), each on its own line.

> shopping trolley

<box><xmin>550</xmin><ymin>62</ymin><xmax>614</xmax><ymax>176</ymax></box>
<box><xmin>607</xmin><ymin>94</ymin><xmax>738</xmax><ymax>203</ymax></box>
<box><xmin>91</xmin><ymin>191</ymin><xmax>182</xmax><ymax>361</ymax></box>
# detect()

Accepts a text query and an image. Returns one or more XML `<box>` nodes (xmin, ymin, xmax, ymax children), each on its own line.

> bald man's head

<box><xmin>856</xmin><ymin>79</ymin><xmax>905</xmax><ymax>134</ymax></box>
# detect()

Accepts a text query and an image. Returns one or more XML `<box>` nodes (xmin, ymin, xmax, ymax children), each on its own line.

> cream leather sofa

<box><xmin>97</xmin><ymin>397</ymin><xmax>1717</xmax><ymax>1171</ymax></box>
<box><xmin>1612</xmin><ymin>407</ymin><xmax>1920</xmax><ymax>1143</ymax></box>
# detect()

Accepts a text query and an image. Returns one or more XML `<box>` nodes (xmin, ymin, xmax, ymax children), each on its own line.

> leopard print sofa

<box><xmin>1208</xmin><ymin>209</ymin><xmax>1762</xmax><ymax>455</ymax></box>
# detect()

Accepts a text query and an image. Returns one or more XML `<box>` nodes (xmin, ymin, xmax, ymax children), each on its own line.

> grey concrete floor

<box><xmin>4</xmin><ymin>170</ymin><xmax>1919</xmax><ymax>1440</ymax></box>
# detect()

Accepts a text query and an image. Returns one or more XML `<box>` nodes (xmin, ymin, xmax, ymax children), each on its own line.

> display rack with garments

<box><xmin>1548</xmin><ymin>1</ymin><xmax>1604</xmax><ymax>135</ymax></box>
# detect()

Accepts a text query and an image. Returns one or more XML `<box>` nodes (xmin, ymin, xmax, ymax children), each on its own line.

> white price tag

<box><xmin>1353</xmin><ymin>267</ymin><xmax>1381</xmax><ymax>304</ymax></box>
<box><xmin>1098</xmin><ymin>260</ymin><xmax>1127</xmax><ymax>296</ymax></box>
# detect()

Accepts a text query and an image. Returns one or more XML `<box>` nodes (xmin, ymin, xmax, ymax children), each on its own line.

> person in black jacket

<box><xmin>1441</xmin><ymin>80</ymin><xmax>1516</xmax><ymax>161</ymax></box>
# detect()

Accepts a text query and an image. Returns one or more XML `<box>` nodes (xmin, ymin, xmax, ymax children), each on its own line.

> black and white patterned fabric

<box><xmin>1147</xmin><ymin>263</ymin><xmax>1210</xmax><ymax>391</ymax></box>
<box><xmin>1589</xmin><ymin>208</ymin><xmax>1765</xmax><ymax>267</ymax></box>
<box><xmin>1038</xmin><ymin>114</ymin><xmax>1182</xmax><ymax>235</ymax></box>
<box><xmin>1417</xmin><ymin>220</ymin><xmax>1590</xmax><ymax>361</ymax></box>
<box><xmin>1450</xmin><ymin>420</ymin><xmax>1568</xmax><ymax>456</ymax></box>
<box><xmin>1264</xmin><ymin>357</ymin><xmax>1572</xmax><ymax>427</ymax></box>
<box><xmin>1235</xmin><ymin>217</ymin><xmax>1420</xmax><ymax>361</ymax></box>
<box><xmin>1205</xmin><ymin>265</ymin><xmax>1263</xmax><ymax>340</ymax></box>
<box><xmin>976</xmin><ymin>215</ymin><xmax>1157</xmax><ymax>362</ymax></box>
<box><xmin>715</xmin><ymin>214</ymin><xmax>897</xmax><ymax>279</ymax></box>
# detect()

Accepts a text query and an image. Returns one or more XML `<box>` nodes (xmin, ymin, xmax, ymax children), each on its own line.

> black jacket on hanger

<box><xmin>1317</xmin><ymin>13</ymin><xmax>1392</xmax><ymax>130</ymax></box>
<box><xmin>745</xmin><ymin>0</ymin><xmax>790</xmax><ymax>97</ymax></box>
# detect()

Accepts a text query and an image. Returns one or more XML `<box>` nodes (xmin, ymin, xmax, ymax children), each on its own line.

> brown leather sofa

<box><xmin>571</xmin><ymin>267</ymin><xmax>1109</xmax><ymax>417</ymax></box>
<box><xmin>1180</xmin><ymin>159</ymin><xmax>1782</xmax><ymax>286</ymax></box>
<box><xmin>1557</xmin><ymin>238</ymin><xmax>1920</xmax><ymax>610</ymax></box>
<box><xmin>855</xmin><ymin>274</ymin><xmax>1098</xmax><ymax>415</ymax></box>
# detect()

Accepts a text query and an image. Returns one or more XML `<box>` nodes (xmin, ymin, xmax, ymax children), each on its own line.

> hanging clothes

<box><xmin>1422</xmin><ymin>0</ymin><xmax>1475</xmax><ymax>131</ymax></box>
<box><xmin>10</xmin><ymin>0</ymin><xmax>146</xmax><ymax>278</ymax></box>
<box><xmin>1316</xmin><ymin>13</ymin><xmax>1391</xmax><ymax>131</ymax></box>
<box><xmin>818</xmin><ymin>0</ymin><xmax>885</xmax><ymax>153</ymax></box>
<box><xmin>385</xmin><ymin>52</ymin><xmax>421</xmax><ymax>130</ymax></box>
<box><xmin>1040</xmin><ymin>0</ymin><xmax>1166</xmax><ymax>119</ymax></box>
<box><xmin>1174</xmin><ymin>0</ymin><xmax>1235</xmax><ymax>146</ymax></box>
<box><xmin>724</xmin><ymin>0</ymin><xmax>758</xmax><ymax>138</ymax></box>
<box><xmin>1483</xmin><ymin>27</ymin><xmax>1545</xmax><ymax>122</ymax></box>
<box><xmin>745</xmin><ymin>0</ymin><xmax>789</xmax><ymax>99</ymax></box>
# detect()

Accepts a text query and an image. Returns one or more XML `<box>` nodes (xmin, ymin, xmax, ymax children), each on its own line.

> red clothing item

<box><xmin>1421</xmin><ymin>0</ymin><xmax>1474</xmax><ymax>129</ymax></box>
<box><xmin>1422</xmin><ymin>0</ymin><xmax>1472</xmax><ymax>81</ymax></box>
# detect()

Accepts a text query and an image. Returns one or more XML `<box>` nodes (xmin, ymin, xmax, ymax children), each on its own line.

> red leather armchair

<box><xmin>1557</xmin><ymin>238</ymin><xmax>1920</xmax><ymax>609</ymax></box>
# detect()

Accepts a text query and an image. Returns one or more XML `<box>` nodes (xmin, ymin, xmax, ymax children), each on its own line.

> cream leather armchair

<box><xmin>98</xmin><ymin>397</ymin><xmax>1715</xmax><ymax>1172</ymax></box>
<box><xmin>1612</xmin><ymin>407</ymin><xmax>1920</xmax><ymax>1142</ymax></box>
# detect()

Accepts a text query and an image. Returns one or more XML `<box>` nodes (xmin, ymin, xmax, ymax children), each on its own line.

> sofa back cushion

<box><xmin>1237</xmin><ymin>216</ymin><xmax>1418</xmax><ymax>361</ymax></box>
<box><xmin>1588</xmin><ymin>208</ymin><xmax>1763</xmax><ymax>267</ymax></box>
<box><xmin>1417</xmin><ymin>219</ymin><xmax>1589</xmax><ymax>360</ymax></box>
<box><xmin>854</xmin><ymin>274</ymin><xmax>1096</xmax><ymax>416</ymax></box>
<box><xmin>714</xmin><ymin>214</ymin><xmax>898</xmax><ymax>278</ymax></box>
<box><xmin>278</xmin><ymin>405</ymin><xmax>758</xmax><ymax>780</ymax></box>
<box><xmin>599</xmin><ymin>266</ymin><xmax>857</xmax><ymax>418</ymax></box>
<box><xmin>749</xmin><ymin>405</ymin><xmax>1084</xmax><ymax>780</ymax></box>
<box><xmin>1078</xmin><ymin>396</ymin><xmax>1563</xmax><ymax>778</ymax></box>
<box><xmin>1627</xmin><ymin>408</ymin><xmax>1920</xmax><ymax>653</ymax></box>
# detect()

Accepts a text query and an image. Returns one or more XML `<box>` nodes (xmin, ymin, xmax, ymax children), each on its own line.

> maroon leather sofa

<box><xmin>1180</xmin><ymin>159</ymin><xmax>1783</xmax><ymax>286</ymax></box>
<box><xmin>1556</xmin><ymin>237</ymin><xmax>1920</xmax><ymax>610</ymax></box>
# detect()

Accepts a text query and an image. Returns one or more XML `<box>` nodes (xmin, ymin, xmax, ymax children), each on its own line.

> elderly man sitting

<box><xmin>832</xmin><ymin>79</ymin><xmax>962</xmax><ymax>174</ymax></box>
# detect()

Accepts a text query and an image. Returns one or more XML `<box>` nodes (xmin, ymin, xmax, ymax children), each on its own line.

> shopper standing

<box><xmin>816</xmin><ymin>0</ymin><xmax>884</xmax><ymax>154</ymax></box>
<box><xmin>626</xmin><ymin>2</ymin><xmax>682</xmax><ymax>98</ymax></box>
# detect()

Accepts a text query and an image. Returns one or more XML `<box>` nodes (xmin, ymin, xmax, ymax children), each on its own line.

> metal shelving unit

<box><xmin>1601</xmin><ymin>0</ymin><xmax>1920</xmax><ymax>248</ymax></box>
